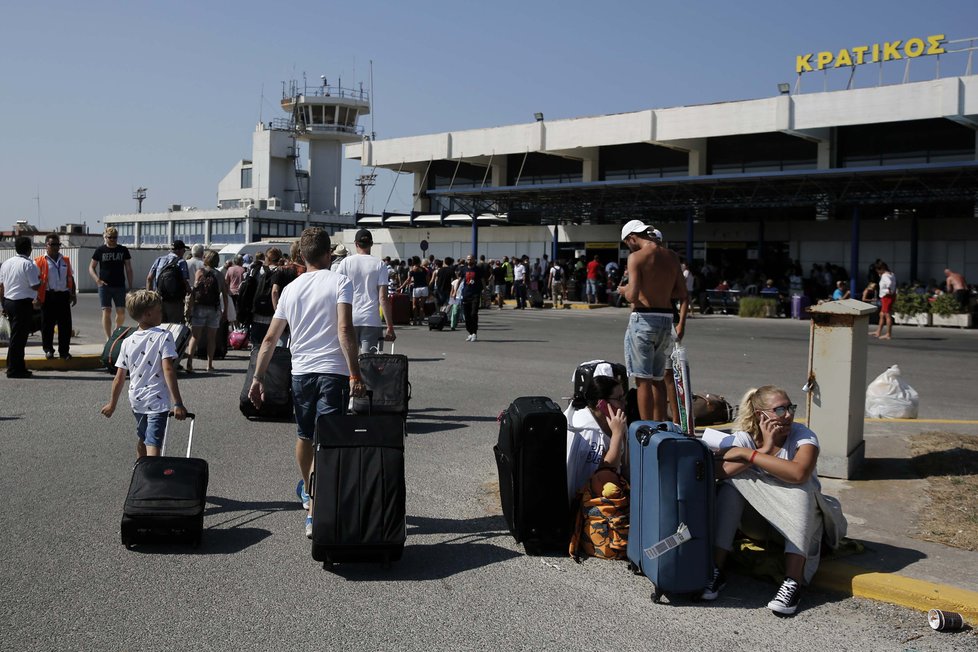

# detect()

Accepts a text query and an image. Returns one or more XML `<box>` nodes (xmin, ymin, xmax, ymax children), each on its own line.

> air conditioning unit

<box><xmin>169</xmin><ymin>204</ymin><xmax>182</xmax><ymax>212</ymax></box>
<box><xmin>238</xmin><ymin>199</ymin><xmax>254</xmax><ymax>209</ymax></box>
<box><xmin>257</xmin><ymin>199</ymin><xmax>268</xmax><ymax>210</ymax></box>
<box><xmin>267</xmin><ymin>198</ymin><xmax>281</xmax><ymax>210</ymax></box>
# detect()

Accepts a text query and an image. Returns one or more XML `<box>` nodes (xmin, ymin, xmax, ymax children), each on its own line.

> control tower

<box><xmin>281</xmin><ymin>76</ymin><xmax>369</xmax><ymax>214</ymax></box>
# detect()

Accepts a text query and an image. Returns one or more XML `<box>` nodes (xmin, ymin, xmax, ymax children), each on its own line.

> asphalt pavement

<box><xmin>2</xmin><ymin>295</ymin><xmax>977</xmax><ymax>650</ymax></box>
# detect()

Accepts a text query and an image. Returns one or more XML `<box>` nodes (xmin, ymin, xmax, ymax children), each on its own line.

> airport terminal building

<box><xmin>347</xmin><ymin>62</ymin><xmax>978</xmax><ymax>286</ymax></box>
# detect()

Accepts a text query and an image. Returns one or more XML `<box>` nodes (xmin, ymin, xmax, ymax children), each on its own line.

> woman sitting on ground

<box><xmin>565</xmin><ymin>375</ymin><xmax>628</xmax><ymax>505</ymax></box>
<box><xmin>702</xmin><ymin>385</ymin><xmax>846</xmax><ymax>617</ymax></box>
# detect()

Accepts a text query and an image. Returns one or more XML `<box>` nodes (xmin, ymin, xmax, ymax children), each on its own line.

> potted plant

<box><xmin>930</xmin><ymin>293</ymin><xmax>973</xmax><ymax>328</ymax></box>
<box><xmin>893</xmin><ymin>291</ymin><xmax>931</xmax><ymax>327</ymax></box>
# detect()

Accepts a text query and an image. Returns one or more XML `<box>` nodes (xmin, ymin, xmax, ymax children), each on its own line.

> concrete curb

<box><xmin>815</xmin><ymin>559</ymin><xmax>978</xmax><ymax>622</ymax></box>
<box><xmin>2</xmin><ymin>354</ymin><xmax>105</xmax><ymax>372</ymax></box>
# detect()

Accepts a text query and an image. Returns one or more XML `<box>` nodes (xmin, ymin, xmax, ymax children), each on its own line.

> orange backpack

<box><xmin>569</xmin><ymin>467</ymin><xmax>630</xmax><ymax>561</ymax></box>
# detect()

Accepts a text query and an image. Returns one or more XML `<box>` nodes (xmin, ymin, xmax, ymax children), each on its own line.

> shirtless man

<box><xmin>619</xmin><ymin>220</ymin><xmax>688</xmax><ymax>421</ymax></box>
<box><xmin>945</xmin><ymin>268</ymin><xmax>969</xmax><ymax>310</ymax></box>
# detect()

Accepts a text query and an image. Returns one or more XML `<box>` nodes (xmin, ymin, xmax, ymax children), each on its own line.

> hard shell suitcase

<box><xmin>493</xmin><ymin>396</ymin><xmax>570</xmax><ymax>553</ymax></box>
<box><xmin>390</xmin><ymin>293</ymin><xmax>412</xmax><ymax>325</ymax></box>
<box><xmin>160</xmin><ymin>322</ymin><xmax>192</xmax><ymax>357</ymax></box>
<box><xmin>102</xmin><ymin>325</ymin><xmax>136</xmax><ymax>371</ymax></box>
<box><xmin>351</xmin><ymin>343</ymin><xmax>410</xmax><ymax>418</ymax></box>
<box><xmin>121</xmin><ymin>413</ymin><xmax>208</xmax><ymax>547</ymax></box>
<box><xmin>310</xmin><ymin>401</ymin><xmax>406</xmax><ymax>567</ymax></box>
<box><xmin>626</xmin><ymin>421</ymin><xmax>715</xmax><ymax>602</ymax></box>
<box><xmin>239</xmin><ymin>346</ymin><xmax>294</xmax><ymax>420</ymax></box>
<box><xmin>572</xmin><ymin>360</ymin><xmax>629</xmax><ymax>408</ymax></box>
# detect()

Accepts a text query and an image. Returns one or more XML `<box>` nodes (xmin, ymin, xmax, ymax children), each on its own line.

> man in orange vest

<box><xmin>35</xmin><ymin>234</ymin><xmax>77</xmax><ymax>360</ymax></box>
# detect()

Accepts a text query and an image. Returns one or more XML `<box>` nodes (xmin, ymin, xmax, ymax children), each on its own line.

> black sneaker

<box><xmin>700</xmin><ymin>566</ymin><xmax>727</xmax><ymax>601</ymax></box>
<box><xmin>767</xmin><ymin>577</ymin><xmax>802</xmax><ymax>615</ymax></box>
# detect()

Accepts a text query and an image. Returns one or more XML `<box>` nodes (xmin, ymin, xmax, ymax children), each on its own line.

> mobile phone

<box><xmin>596</xmin><ymin>399</ymin><xmax>613</xmax><ymax>418</ymax></box>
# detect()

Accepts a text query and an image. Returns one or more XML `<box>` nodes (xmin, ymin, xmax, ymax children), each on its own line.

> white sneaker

<box><xmin>465</xmin><ymin>334</ymin><xmax>474</xmax><ymax>341</ymax></box>
<box><xmin>470</xmin><ymin>333</ymin><xmax>477</xmax><ymax>342</ymax></box>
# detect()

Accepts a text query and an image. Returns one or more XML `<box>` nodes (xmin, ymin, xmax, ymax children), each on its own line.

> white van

<box><xmin>217</xmin><ymin>241</ymin><xmax>296</xmax><ymax>265</ymax></box>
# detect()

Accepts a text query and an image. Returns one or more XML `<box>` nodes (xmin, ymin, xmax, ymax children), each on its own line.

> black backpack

<box><xmin>552</xmin><ymin>266</ymin><xmax>564</xmax><ymax>282</ymax></box>
<box><xmin>157</xmin><ymin>258</ymin><xmax>186</xmax><ymax>302</ymax></box>
<box><xmin>252</xmin><ymin>268</ymin><xmax>275</xmax><ymax>316</ymax></box>
<box><xmin>192</xmin><ymin>270</ymin><xmax>221</xmax><ymax>307</ymax></box>
<box><xmin>237</xmin><ymin>267</ymin><xmax>258</xmax><ymax>324</ymax></box>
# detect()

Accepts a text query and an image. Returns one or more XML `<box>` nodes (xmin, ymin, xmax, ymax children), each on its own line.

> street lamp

<box><xmin>777</xmin><ymin>83</ymin><xmax>791</xmax><ymax>95</ymax></box>
<box><xmin>534</xmin><ymin>112</ymin><xmax>544</xmax><ymax>122</ymax></box>
<box><xmin>132</xmin><ymin>187</ymin><xmax>148</xmax><ymax>213</ymax></box>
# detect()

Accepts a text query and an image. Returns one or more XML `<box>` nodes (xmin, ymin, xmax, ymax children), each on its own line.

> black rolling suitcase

<box><xmin>239</xmin><ymin>346</ymin><xmax>294</xmax><ymax>420</ymax></box>
<box><xmin>196</xmin><ymin>318</ymin><xmax>229</xmax><ymax>360</ymax></box>
<box><xmin>351</xmin><ymin>343</ymin><xmax>410</xmax><ymax>419</ymax></box>
<box><xmin>310</xmin><ymin>398</ymin><xmax>406</xmax><ymax>568</ymax></box>
<box><xmin>427</xmin><ymin>312</ymin><xmax>447</xmax><ymax>331</ymax></box>
<box><xmin>121</xmin><ymin>413</ymin><xmax>208</xmax><ymax>547</ymax></box>
<box><xmin>493</xmin><ymin>396</ymin><xmax>570</xmax><ymax>553</ymax></box>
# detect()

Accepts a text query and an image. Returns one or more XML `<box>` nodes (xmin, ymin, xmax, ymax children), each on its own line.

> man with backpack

<box><xmin>549</xmin><ymin>260</ymin><xmax>566</xmax><ymax>309</ymax></box>
<box><xmin>146</xmin><ymin>240</ymin><xmax>190</xmax><ymax>323</ymax></box>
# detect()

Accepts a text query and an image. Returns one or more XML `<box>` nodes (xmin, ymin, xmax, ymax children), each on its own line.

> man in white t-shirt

<box><xmin>247</xmin><ymin>228</ymin><xmax>365</xmax><ymax>539</ymax></box>
<box><xmin>336</xmin><ymin>228</ymin><xmax>396</xmax><ymax>353</ymax></box>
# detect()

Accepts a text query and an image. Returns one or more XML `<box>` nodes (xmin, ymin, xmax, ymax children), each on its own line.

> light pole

<box><xmin>132</xmin><ymin>187</ymin><xmax>147</xmax><ymax>213</ymax></box>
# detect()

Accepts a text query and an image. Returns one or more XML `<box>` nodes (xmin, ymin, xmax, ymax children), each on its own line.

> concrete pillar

<box><xmin>307</xmin><ymin>140</ymin><xmax>343</xmax><ymax>213</ymax></box>
<box><xmin>413</xmin><ymin>170</ymin><xmax>430</xmax><ymax>213</ymax></box>
<box><xmin>850</xmin><ymin>206</ymin><xmax>860</xmax><ymax>298</ymax></box>
<box><xmin>688</xmin><ymin>141</ymin><xmax>707</xmax><ymax>176</ymax></box>
<box><xmin>817</xmin><ymin>139</ymin><xmax>832</xmax><ymax>170</ymax></box>
<box><xmin>582</xmin><ymin>151</ymin><xmax>600</xmax><ymax>182</ymax></box>
<box><xmin>492</xmin><ymin>157</ymin><xmax>508</xmax><ymax>187</ymax></box>
<box><xmin>806</xmin><ymin>300</ymin><xmax>878</xmax><ymax>479</ymax></box>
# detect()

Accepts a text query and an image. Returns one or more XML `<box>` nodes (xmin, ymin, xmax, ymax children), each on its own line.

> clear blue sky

<box><xmin>2</xmin><ymin>0</ymin><xmax>975</xmax><ymax>229</ymax></box>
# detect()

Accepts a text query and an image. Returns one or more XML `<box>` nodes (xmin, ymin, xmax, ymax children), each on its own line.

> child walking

<box><xmin>101</xmin><ymin>290</ymin><xmax>188</xmax><ymax>457</ymax></box>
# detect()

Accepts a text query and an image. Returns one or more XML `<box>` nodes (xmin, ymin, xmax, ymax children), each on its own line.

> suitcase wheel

<box><xmin>627</xmin><ymin>560</ymin><xmax>642</xmax><ymax>575</ymax></box>
<box><xmin>651</xmin><ymin>585</ymin><xmax>664</xmax><ymax>604</ymax></box>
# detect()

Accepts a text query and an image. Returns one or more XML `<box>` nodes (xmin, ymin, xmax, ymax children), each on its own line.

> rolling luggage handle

<box><xmin>161</xmin><ymin>412</ymin><xmax>197</xmax><ymax>458</ymax></box>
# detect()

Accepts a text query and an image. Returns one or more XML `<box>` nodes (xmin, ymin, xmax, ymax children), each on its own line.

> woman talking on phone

<box><xmin>701</xmin><ymin>385</ymin><xmax>846</xmax><ymax>616</ymax></box>
<box><xmin>564</xmin><ymin>375</ymin><xmax>628</xmax><ymax>505</ymax></box>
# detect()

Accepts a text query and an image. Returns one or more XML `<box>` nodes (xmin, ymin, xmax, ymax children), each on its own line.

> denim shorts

<box><xmin>134</xmin><ymin>411</ymin><xmax>168</xmax><ymax>448</ymax></box>
<box><xmin>623</xmin><ymin>311</ymin><xmax>674</xmax><ymax>380</ymax></box>
<box><xmin>99</xmin><ymin>285</ymin><xmax>127</xmax><ymax>309</ymax></box>
<box><xmin>586</xmin><ymin>279</ymin><xmax>599</xmax><ymax>295</ymax></box>
<box><xmin>355</xmin><ymin>325</ymin><xmax>384</xmax><ymax>354</ymax></box>
<box><xmin>191</xmin><ymin>304</ymin><xmax>222</xmax><ymax>329</ymax></box>
<box><xmin>292</xmin><ymin>373</ymin><xmax>347</xmax><ymax>441</ymax></box>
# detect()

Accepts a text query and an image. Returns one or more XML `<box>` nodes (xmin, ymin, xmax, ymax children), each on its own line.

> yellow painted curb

<box><xmin>568</xmin><ymin>303</ymin><xmax>609</xmax><ymax>310</ymax></box>
<box><xmin>6</xmin><ymin>355</ymin><xmax>105</xmax><ymax>372</ymax></box>
<box><xmin>815</xmin><ymin>561</ymin><xmax>978</xmax><ymax>622</ymax></box>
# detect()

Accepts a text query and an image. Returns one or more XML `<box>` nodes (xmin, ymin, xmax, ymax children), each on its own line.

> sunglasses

<box><xmin>764</xmin><ymin>404</ymin><xmax>797</xmax><ymax>418</ymax></box>
<box><xmin>48</xmin><ymin>242</ymin><xmax>61</xmax><ymax>247</ymax></box>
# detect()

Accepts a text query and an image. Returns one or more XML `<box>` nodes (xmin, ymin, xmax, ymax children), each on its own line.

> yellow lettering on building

<box><xmin>796</xmin><ymin>54</ymin><xmax>814</xmax><ymax>73</ymax></box>
<box><xmin>927</xmin><ymin>34</ymin><xmax>946</xmax><ymax>55</ymax></box>
<box><xmin>882</xmin><ymin>40</ymin><xmax>903</xmax><ymax>61</ymax></box>
<box><xmin>904</xmin><ymin>38</ymin><xmax>925</xmax><ymax>57</ymax></box>
<box><xmin>797</xmin><ymin>34</ymin><xmax>948</xmax><ymax>73</ymax></box>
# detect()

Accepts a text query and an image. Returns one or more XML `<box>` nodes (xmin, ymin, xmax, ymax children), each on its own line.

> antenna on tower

<box><xmin>33</xmin><ymin>186</ymin><xmax>41</xmax><ymax>224</ymax></box>
<box><xmin>258</xmin><ymin>83</ymin><xmax>265</xmax><ymax>124</ymax></box>
<box><xmin>369</xmin><ymin>60</ymin><xmax>376</xmax><ymax>141</ymax></box>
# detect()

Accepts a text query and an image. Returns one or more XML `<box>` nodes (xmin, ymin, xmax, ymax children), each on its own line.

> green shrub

<box><xmin>893</xmin><ymin>291</ymin><xmax>929</xmax><ymax>317</ymax></box>
<box><xmin>931</xmin><ymin>293</ymin><xmax>964</xmax><ymax>317</ymax></box>
<box><xmin>738</xmin><ymin>297</ymin><xmax>777</xmax><ymax>318</ymax></box>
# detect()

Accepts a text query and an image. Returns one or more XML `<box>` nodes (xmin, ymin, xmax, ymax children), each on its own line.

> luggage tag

<box><xmin>643</xmin><ymin>522</ymin><xmax>692</xmax><ymax>560</ymax></box>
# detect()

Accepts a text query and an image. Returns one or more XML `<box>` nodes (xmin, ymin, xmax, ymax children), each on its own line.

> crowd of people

<box><xmin>1</xmin><ymin>220</ymin><xmax>855</xmax><ymax>616</ymax></box>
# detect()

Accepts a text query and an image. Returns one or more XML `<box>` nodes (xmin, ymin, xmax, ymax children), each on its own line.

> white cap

<box><xmin>621</xmin><ymin>219</ymin><xmax>652</xmax><ymax>241</ymax></box>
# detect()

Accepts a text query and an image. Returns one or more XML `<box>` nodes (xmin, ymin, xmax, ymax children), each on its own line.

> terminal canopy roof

<box><xmin>422</xmin><ymin>161</ymin><xmax>978</xmax><ymax>224</ymax></box>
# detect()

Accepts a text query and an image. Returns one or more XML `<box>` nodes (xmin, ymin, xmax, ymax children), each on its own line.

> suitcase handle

<box><xmin>162</xmin><ymin>412</ymin><xmax>196</xmax><ymax>458</ymax></box>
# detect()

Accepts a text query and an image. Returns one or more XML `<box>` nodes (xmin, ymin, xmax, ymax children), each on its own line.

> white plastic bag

<box><xmin>865</xmin><ymin>364</ymin><xmax>919</xmax><ymax>419</ymax></box>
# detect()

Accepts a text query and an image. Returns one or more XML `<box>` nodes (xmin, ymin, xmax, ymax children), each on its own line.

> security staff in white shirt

<box><xmin>0</xmin><ymin>236</ymin><xmax>42</xmax><ymax>378</ymax></box>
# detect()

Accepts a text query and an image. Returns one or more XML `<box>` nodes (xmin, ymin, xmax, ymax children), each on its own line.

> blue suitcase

<box><xmin>627</xmin><ymin>421</ymin><xmax>715</xmax><ymax>602</ymax></box>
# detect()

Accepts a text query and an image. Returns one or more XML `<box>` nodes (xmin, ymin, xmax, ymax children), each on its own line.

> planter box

<box><xmin>894</xmin><ymin>312</ymin><xmax>931</xmax><ymax>327</ymax></box>
<box><xmin>931</xmin><ymin>313</ymin><xmax>973</xmax><ymax>329</ymax></box>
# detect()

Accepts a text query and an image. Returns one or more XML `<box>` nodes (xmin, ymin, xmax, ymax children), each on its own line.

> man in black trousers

<box><xmin>35</xmin><ymin>234</ymin><xmax>77</xmax><ymax>360</ymax></box>
<box><xmin>0</xmin><ymin>236</ymin><xmax>42</xmax><ymax>378</ymax></box>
